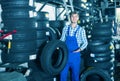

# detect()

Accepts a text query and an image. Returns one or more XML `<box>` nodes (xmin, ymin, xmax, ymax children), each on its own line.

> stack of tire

<box><xmin>36</xmin><ymin>11</ymin><xmax>49</xmax><ymax>52</ymax></box>
<box><xmin>78</xmin><ymin>11</ymin><xmax>92</xmax><ymax>41</ymax></box>
<box><xmin>28</xmin><ymin>11</ymin><xmax>68</xmax><ymax>81</ymax></box>
<box><xmin>36</xmin><ymin>11</ymin><xmax>58</xmax><ymax>52</ymax></box>
<box><xmin>82</xmin><ymin>22</ymin><xmax>115</xmax><ymax>81</ymax></box>
<box><xmin>0</xmin><ymin>0</ymin><xmax>36</xmax><ymax>63</ymax></box>
<box><xmin>49</xmin><ymin>20</ymin><xmax>67</xmax><ymax>39</ymax></box>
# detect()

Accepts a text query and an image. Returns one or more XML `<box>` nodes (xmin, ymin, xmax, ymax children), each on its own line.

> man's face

<box><xmin>70</xmin><ymin>14</ymin><xmax>79</xmax><ymax>23</ymax></box>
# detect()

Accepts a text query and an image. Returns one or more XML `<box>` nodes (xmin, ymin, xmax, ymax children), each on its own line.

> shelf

<box><xmin>36</xmin><ymin>0</ymin><xmax>63</xmax><ymax>6</ymax></box>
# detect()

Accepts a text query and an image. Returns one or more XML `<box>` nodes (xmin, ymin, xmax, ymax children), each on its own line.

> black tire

<box><xmin>45</xmin><ymin>27</ymin><xmax>57</xmax><ymax>41</ymax></box>
<box><xmin>36</xmin><ymin>38</ymin><xmax>48</xmax><ymax>48</ymax></box>
<box><xmin>37</xmin><ymin>21</ymin><xmax>49</xmax><ymax>29</ymax></box>
<box><xmin>12</xmin><ymin>30</ymin><xmax>36</xmax><ymax>41</ymax></box>
<box><xmin>91</xmin><ymin>36</ymin><xmax>113</xmax><ymax>43</ymax></box>
<box><xmin>91</xmin><ymin>28</ymin><xmax>113</xmax><ymax>37</ymax></box>
<box><xmin>1</xmin><ymin>51</ymin><xmax>34</xmax><ymax>63</ymax></box>
<box><xmin>36</xmin><ymin>30</ymin><xmax>46</xmax><ymax>39</ymax></box>
<box><xmin>1</xmin><ymin>0</ymin><xmax>34</xmax><ymax>8</ymax></box>
<box><xmin>1</xmin><ymin>8</ymin><xmax>33</xmax><ymax>19</ymax></box>
<box><xmin>49</xmin><ymin>20</ymin><xmax>66</xmax><ymax>33</ymax></box>
<box><xmin>85</xmin><ymin>60</ymin><xmax>114</xmax><ymax>71</ymax></box>
<box><xmin>81</xmin><ymin>68</ymin><xmax>112</xmax><ymax>81</ymax></box>
<box><xmin>3</xmin><ymin>18</ymin><xmax>36</xmax><ymax>30</ymax></box>
<box><xmin>89</xmin><ymin>42</ymin><xmax>114</xmax><ymax>53</ymax></box>
<box><xmin>9</xmin><ymin>41</ymin><xmax>36</xmax><ymax>53</ymax></box>
<box><xmin>92</xmin><ymin>55</ymin><xmax>113</xmax><ymax>62</ymax></box>
<box><xmin>36</xmin><ymin>11</ymin><xmax>49</xmax><ymax>21</ymax></box>
<box><xmin>40</xmin><ymin>40</ymin><xmax>68</xmax><ymax>75</ymax></box>
<box><xmin>88</xmin><ymin>40</ymin><xmax>105</xmax><ymax>46</ymax></box>
<box><xmin>51</xmin><ymin>27</ymin><xmax>61</xmax><ymax>39</ymax></box>
<box><xmin>94</xmin><ymin>22</ymin><xmax>112</xmax><ymax>29</ymax></box>
<box><xmin>92</xmin><ymin>51</ymin><xmax>113</xmax><ymax>57</ymax></box>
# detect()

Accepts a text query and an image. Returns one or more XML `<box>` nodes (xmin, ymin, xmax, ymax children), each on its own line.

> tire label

<box><xmin>29</xmin><ymin>54</ymin><xmax>36</xmax><ymax>60</ymax></box>
<box><xmin>29</xmin><ymin>0</ymin><xmax>34</xmax><ymax>6</ymax></box>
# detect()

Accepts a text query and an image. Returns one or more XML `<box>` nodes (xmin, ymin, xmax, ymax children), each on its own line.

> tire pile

<box><xmin>49</xmin><ymin>20</ymin><xmax>67</xmax><ymax>39</ymax></box>
<box><xmin>82</xmin><ymin>22</ymin><xmax>115</xmax><ymax>81</ymax></box>
<box><xmin>28</xmin><ymin>11</ymin><xmax>68</xmax><ymax>81</ymax></box>
<box><xmin>0</xmin><ymin>0</ymin><xmax>36</xmax><ymax>63</ymax></box>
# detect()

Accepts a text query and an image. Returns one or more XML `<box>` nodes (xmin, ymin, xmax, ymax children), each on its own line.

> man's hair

<box><xmin>70</xmin><ymin>11</ymin><xmax>79</xmax><ymax>17</ymax></box>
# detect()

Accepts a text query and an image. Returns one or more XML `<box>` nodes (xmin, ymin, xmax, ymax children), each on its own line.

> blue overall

<box><xmin>60</xmin><ymin>26</ymin><xmax>81</xmax><ymax>81</ymax></box>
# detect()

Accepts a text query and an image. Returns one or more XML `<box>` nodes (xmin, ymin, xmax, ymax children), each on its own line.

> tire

<box><xmin>1</xmin><ymin>0</ymin><xmax>34</xmax><ymax>8</ymax></box>
<box><xmin>88</xmin><ymin>40</ymin><xmax>105</xmax><ymax>46</ymax></box>
<box><xmin>9</xmin><ymin>41</ymin><xmax>36</xmax><ymax>53</ymax></box>
<box><xmin>3</xmin><ymin>18</ymin><xmax>36</xmax><ymax>30</ymax></box>
<box><xmin>49</xmin><ymin>20</ymin><xmax>66</xmax><ymax>33</ymax></box>
<box><xmin>1</xmin><ymin>51</ymin><xmax>34</xmax><ymax>63</ymax></box>
<box><xmin>91</xmin><ymin>51</ymin><xmax>113</xmax><ymax>57</ymax></box>
<box><xmin>36</xmin><ymin>38</ymin><xmax>48</xmax><ymax>48</ymax></box>
<box><xmin>92</xmin><ymin>55</ymin><xmax>113</xmax><ymax>62</ymax></box>
<box><xmin>1</xmin><ymin>8</ymin><xmax>34</xmax><ymax>19</ymax></box>
<box><xmin>40</xmin><ymin>40</ymin><xmax>68</xmax><ymax>75</ymax></box>
<box><xmin>89</xmin><ymin>42</ymin><xmax>114</xmax><ymax>53</ymax></box>
<box><xmin>36</xmin><ymin>11</ymin><xmax>49</xmax><ymax>21</ymax></box>
<box><xmin>85</xmin><ymin>60</ymin><xmax>114</xmax><ymax>71</ymax></box>
<box><xmin>94</xmin><ymin>22</ymin><xmax>112</xmax><ymax>29</ymax></box>
<box><xmin>37</xmin><ymin>21</ymin><xmax>49</xmax><ymax>29</ymax></box>
<box><xmin>91</xmin><ymin>28</ymin><xmax>113</xmax><ymax>37</ymax></box>
<box><xmin>45</xmin><ymin>27</ymin><xmax>57</xmax><ymax>41</ymax></box>
<box><xmin>36</xmin><ymin>30</ymin><xmax>46</xmax><ymax>39</ymax></box>
<box><xmin>51</xmin><ymin>27</ymin><xmax>61</xmax><ymax>39</ymax></box>
<box><xmin>91</xmin><ymin>36</ymin><xmax>112</xmax><ymax>43</ymax></box>
<box><xmin>81</xmin><ymin>68</ymin><xmax>112</xmax><ymax>81</ymax></box>
<box><xmin>12</xmin><ymin>30</ymin><xmax>36</xmax><ymax>41</ymax></box>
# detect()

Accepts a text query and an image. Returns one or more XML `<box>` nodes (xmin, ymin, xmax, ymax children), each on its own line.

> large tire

<box><xmin>1</xmin><ymin>51</ymin><xmax>34</xmax><ymax>63</ymax></box>
<box><xmin>1</xmin><ymin>0</ymin><xmax>34</xmax><ymax>8</ymax></box>
<box><xmin>12</xmin><ymin>30</ymin><xmax>36</xmax><ymax>41</ymax></box>
<box><xmin>91</xmin><ymin>28</ymin><xmax>113</xmax><ymax>37</ymax></box>
<box><xmin>36</xmin><ymin>11</ymin><xmax>49</xmax><ymax>21</ymax></box>
<box><xmin>9</xmin><ymin>41</ymin><xmax>36</xmax><ymax>53</ymax></box>
<box><xmin>94</xmin><ymin>22</ymin><xmax>112</xmax><ymax>29</ymax></box>
<box><xmin>40</xmin><ymin>40</ymin><xmax>68</xmax><ymax>75</ymax></box>
<box><xmin>37</xmin><ymin>21</ymin><xmax>49</xmax><ymax>29</ymax></box>
<box><xmin>81</xmin><ymin>68</ymin><xmax>112</xmax><ymax>81</ymax></box>
<box><xmin>45</xmin><ymin>27</ymin><xmax>57</xmax><ymax>41</ymax></box>
<box><xmin>89</xmin><ymin>42</ymin><xmax>114</xmax><ymax>53</ymax></box>
<box><xmin>36</xmin><ymin>30</ymin><xmax>46</xmax><ymax>39</ymax></box>
<box><xmin>3</xmin><ymin>18</ymin><xmax>36</xmax><ymax>30</ymax></box>
<box><xmin>1</xmin><ymin>8</ymin><xmax>34</xmax><ymax>19</ymax></box>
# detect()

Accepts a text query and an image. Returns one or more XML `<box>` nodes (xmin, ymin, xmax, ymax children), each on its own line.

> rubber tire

<box><xmin>36</xmin><ymin>11</ymin><xmax>49</xmax><ymax>21</ymax></box>
<box><xmin>1</xmin><ymin>0</ymin><xmax>33</xmax><ymax>8</ymax></box>
<box><xmin>3</xmin><ymin>18</ymin><xmax>36</xmax><ymax>30</ymax></box>
<box><xmin>9</xmin><ymin>41</ymin><xmax>36</xmax><ymax>53</ymax></box>
<box><xmin>1</xmin><ymin>8</ymin><xmax>32</xmax><ymax>19</ymax></box>
<box><xmin>1</xmin><ymin>51</ymin><xmax>34</xmax><ymax>63</ymax></box>
<box><xmin>40</xmin><ymin>40</ymin><xmax>68</xmax><ymax>75</ymax></box>
<box><xmin>89</xmin><ymin>42</ymin><xmax>114</xmax><ymax>53</ymax></box>
<box><xmin>81</xmin><ymin>68</ymin><xmax>112</xmax><ymax>81</ymax></box>
<box><xmin>45</xmin><ymin>27</ymin><xmax>57</xmax><ymax>41</ymax></box>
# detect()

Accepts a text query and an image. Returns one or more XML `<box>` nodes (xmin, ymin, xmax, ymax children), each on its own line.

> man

<box><xmin>60</xmin><ymin>11</ymin><xmax>88</xmax><ymax>81</ymax></box>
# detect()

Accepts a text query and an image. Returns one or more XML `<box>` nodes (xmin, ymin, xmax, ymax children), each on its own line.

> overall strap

<box><xmin>67</xmin><ymin>26</ymin><xmax>70</xmax><ymax>36</ymax></box>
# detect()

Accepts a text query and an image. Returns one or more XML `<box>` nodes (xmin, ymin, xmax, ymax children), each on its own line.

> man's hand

<box><xmin>73</xmin><ymin>48</ymin><xmax>81</xmax><ymax>53</ymax></box>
